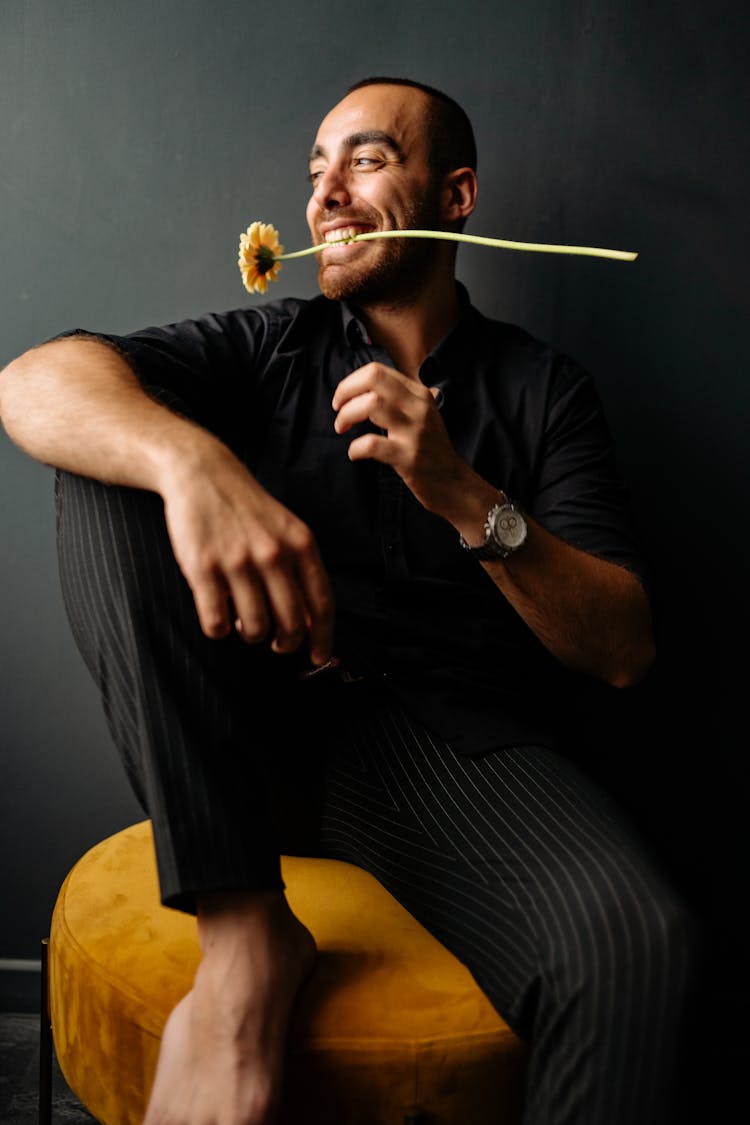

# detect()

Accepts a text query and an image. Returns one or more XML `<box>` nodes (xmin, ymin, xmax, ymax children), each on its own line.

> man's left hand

<box><xmin>332</xmin><ymin>361</ymin><xmax>471</xmax><ymax>517</ymax></box>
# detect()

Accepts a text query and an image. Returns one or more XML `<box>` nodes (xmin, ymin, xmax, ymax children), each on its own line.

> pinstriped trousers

<box><xmin>55</xmin><ymin>469</ymin><xmax>701</xmax><ymax>1125</ymax></box>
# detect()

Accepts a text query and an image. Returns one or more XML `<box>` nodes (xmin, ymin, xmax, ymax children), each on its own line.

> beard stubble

<box><xmin>315</xmin><ymin>193</ymin><xmax>445</xmax><ymax>308</ymax></box>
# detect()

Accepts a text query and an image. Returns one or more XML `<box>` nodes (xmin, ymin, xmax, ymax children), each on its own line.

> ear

<box><xmin>441</xmin><ymin>167</ymin><xmax>478</xmax><ymax>226</ymax></box>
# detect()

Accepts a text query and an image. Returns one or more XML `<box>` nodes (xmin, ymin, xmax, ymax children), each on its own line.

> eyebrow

<box><xmin>308</xmin><ymin>130</ymin><xmax>404</xmax><ymax>165</ymax></box>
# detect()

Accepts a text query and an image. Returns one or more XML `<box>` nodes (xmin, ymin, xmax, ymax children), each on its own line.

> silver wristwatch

<box><xmin>459</xmin><ymin>495</ymin><xmax>528</xmax><ymax>561</ymax></box>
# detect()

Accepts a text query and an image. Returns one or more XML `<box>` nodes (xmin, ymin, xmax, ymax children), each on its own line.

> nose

<box><xmin>312</xmin><ymin>163</ymin><xmax>351</xmax><ymax>211</ymax></box>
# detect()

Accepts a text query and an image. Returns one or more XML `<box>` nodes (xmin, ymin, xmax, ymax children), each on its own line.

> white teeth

<box><xmin>323</xmin><ymin>226</ymin><xmax>368</xmax><ymax>243</ymax></box>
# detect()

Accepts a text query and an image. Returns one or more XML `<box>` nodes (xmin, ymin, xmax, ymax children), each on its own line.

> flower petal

<box><xmin>237</xmin><ymin>221</ymin><xmax>285</xmax><ymax>294</ymax></box>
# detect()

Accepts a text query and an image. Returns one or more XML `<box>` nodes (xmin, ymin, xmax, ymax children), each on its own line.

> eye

<box><xmin>352</xmin><ymin>155</ymin><xmax>381</xmax><ymax>170</ymax></box>
<box><xmin>308</xmin><ymin>168</ymin><xmax>325</xmax><ymax>184</ymax></box>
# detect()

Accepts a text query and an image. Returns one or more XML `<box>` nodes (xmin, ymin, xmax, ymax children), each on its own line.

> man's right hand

<box><xmin>160</xmin><ymin>440</ymin><xmax>335</xmax><ymax>666</ymax></box>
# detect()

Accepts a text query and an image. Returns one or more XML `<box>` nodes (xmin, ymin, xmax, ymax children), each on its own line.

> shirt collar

<box><xmin>339</xmin><ymin>283</ymin><xmax>475</xmax><ymax>410</ymax></box>
<box><xmin>340</xmin><ymin>281</ymin><xmax>474</xmax><ymax>358</ymax></box>
<box><xmin>341</xmin><ymin>301</ymin><xmax>370</xmax><ymax>347</ymax></box>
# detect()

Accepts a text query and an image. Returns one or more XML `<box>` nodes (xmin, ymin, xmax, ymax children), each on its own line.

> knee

<box><xmin>552</xmin><ymin>876</ymin><xmax>702</xmax><ymax>1002</ymax></box>
<box><xmin>628</xmin><ymin>887</ymin><xmax>703</xmax><ymax>992</ymax></box>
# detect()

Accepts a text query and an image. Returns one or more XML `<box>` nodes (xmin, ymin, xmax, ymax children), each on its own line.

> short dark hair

<box><xmin>346</xmin><ymin>76</ymin><xmax>477</xmax><ymax>175</ymax></box>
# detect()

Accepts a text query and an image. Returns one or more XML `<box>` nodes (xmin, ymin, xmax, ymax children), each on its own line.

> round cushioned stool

<box><xmin>47</xmin><ymin>820</ymin><xmax>527</xmax><ymax>1124</ymax></box>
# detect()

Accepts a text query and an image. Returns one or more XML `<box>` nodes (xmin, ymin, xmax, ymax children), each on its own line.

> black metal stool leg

<box><xmin>39</xmin><ymin>937</ymin><xmax>52</xmax><ymax>1125</ymax></box>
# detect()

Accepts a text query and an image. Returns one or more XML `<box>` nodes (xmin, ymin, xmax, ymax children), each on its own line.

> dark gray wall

<box><xmin>2</xmin><ymin>0</ymin><xmax>747</xmax><ymax>959</ymax></box>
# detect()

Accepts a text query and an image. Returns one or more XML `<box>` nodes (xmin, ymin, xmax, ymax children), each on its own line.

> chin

<box><xmin>317</xmin><ymin>242</ymin><xmax>439</xmax><ymax>305</ymax></box>
<box><xmin>317</xmin><ymin>268</ymin><xmax>374</xmax><ymax>302</ymax></box>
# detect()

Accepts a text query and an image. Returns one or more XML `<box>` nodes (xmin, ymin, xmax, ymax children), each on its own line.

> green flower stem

<box><xmin>277</xmin><ymin>229</ymin><xmax>638</xmax><ymax>263</ymax></box>
<box><xmin>276</xmin><ymin>246</ymin><xmax>329</xmax><ymax>261</ymax></box>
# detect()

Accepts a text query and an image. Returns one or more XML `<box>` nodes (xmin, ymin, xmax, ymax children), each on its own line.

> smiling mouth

<box><xmin>321</xmin><ymin>225</ymin><xmax>375</xmax><ymax>245</ymax></box>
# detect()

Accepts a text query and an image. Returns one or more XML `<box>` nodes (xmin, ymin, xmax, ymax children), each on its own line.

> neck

<box><xmin>355</xmin><ymin>271</ymin><xmax>461</xmax><ymax>380</ymax></box>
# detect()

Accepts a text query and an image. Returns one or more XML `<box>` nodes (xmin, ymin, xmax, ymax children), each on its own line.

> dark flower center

<box><xmin>255</xmin><ymin>245</ymin><xmax>276</xmax><ymax>275</ymax></box>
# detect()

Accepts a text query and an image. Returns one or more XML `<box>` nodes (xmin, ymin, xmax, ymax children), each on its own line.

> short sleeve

<box><xmin>534</xmin><ymin>358</ymin><xmax>650</xmax><ymax>588</ymax></box>
<box><xmin>49</xmin><ymin>306</ymin><xmax>273</xmax><ymax>453</ymax></box>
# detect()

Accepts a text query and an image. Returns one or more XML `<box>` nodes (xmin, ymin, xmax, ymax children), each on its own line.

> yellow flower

<box><xmin>238</xmin><ymin>221</ymin><xmax>284</xmax><ymax>294</ymax></box>
<box><xmin>237</xmin><ymin>220</ymin><xmax>638</xmax><ymax>295</ymax></box>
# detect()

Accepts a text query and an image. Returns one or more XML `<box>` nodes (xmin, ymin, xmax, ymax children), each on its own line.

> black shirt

<box><xmin>61</xmin><ymin>286</ymin><xmax>648</xmax><ymax>755</ymax></box>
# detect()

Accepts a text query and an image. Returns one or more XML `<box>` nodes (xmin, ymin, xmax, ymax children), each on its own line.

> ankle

<box><xmin>197</xmin><ymin>888</ymin><xmax>289</xmax><ymax>945</ymax></box>
<box><xmin>195</xmin><ymin>888</ymin><xmax>315</xmax><ymax>976</ymax></box>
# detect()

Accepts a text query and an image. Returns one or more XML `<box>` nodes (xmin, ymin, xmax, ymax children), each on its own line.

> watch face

<box><xmin>490</xmin><ymin>504</ymin><xmax>527</xmax><ymax>550</ymax></box>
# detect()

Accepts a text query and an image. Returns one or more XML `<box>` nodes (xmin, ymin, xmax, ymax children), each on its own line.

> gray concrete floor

<box><xmin>0</xmin><ymin>1012</ymin><xmax>96</xmax><ymax>1125</ymax></box>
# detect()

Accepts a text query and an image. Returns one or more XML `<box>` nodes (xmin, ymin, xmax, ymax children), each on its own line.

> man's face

<box><xmin>305</xmin><ymin>84</ymin><xmax>445</xmax><ymax>304</ymax></box>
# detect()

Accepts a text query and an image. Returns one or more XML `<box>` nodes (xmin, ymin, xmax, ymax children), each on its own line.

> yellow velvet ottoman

<box><xmin>46</xmin><ymin>820</ymin><xmax>526</xmax><ymax>1124</ymax></box>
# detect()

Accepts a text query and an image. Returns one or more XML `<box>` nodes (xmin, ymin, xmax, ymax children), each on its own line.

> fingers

<box><xmin>195</xmin><ymin>558</ymin><xmax>333</xmax><ymax>665</ymax></box>
<box><xmin>191</xmin><ymin>575</ymin><xmax>234</xmax><ymax>640</ymax></box>
<box><xmin>262</xmin><ymin>565</ymin><xmax>311</xmax><ymax>656</ymax></box>
<box><xmin>332</xmin><ymin>362</ymin><xmax>431</xmax><ymax>434</ymax></box>
<box><xmin>188</xmin><ymin>562</ymin><xmax>269</xmax><ymax>644</ymax></box>
<box><xmin>334</xmin><ymin>389</ymin><xmax>387</xmax><ymax>434</ymax></box>
<box><xmin>227</xmin><ymin>566</ymin><xmax>271</xmax><ymax>644</ymax></box>
<box><xmin>163</xmin><ymin>447</ymin><xmax>334</xmax><ymax>663</ymax></box>
<box><xmin>295</xmin><ymin>542</ymin><xmax>335</xmax><ymax>666</ymax></box>
<box><xmin>332</xmin><ymin>365</ymin><xmax>465</xmax><ymax>517</ymax></box>
<box><xmin>225</xmin><ymin>529</ymin><xmax>334</xmax><ymax>666</ymax></box>
<box><xmin>181</xmin><ymin>522</ymin><xmax>332</xmax><ymax>662</ymax></box>
<box><xmin>332</xmin><ymin>362</ymin><xmax>410</xmax><ymax>407</ymax></box>
<box><xmin>346</xmin><ymin>431</ymin><xmax>395</xmax><ymax>465</ymax></box>
<box><xmin>333</xmin><ymin>362</ymin><xmax>442</xmax><ymax>478</ymax></box>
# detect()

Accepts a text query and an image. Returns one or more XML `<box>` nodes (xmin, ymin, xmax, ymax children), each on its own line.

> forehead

<box><xmin>311</xmin><ymin>84</ymin><xmax>431</xmax><ymax>159</ymax></box>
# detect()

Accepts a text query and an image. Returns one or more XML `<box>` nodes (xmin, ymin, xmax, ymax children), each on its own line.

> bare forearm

<box><xmin>490</xmin><ymin>520</ymin><xmax>653</xmax><ymax>686</ymax></box>
<box><xmin>446</xmin><ymin>472</ymin><xmax>655</xmax><ymax>688</ymax></box>
<box><xmin>0</xmin><ymin>336</ymin><xmax>217</xmax><ymax>493</ymax></box>
<box><xmin>1</xmin><ymin>335</ymin><xmax>335</xmax><ymax>663</ymax></box>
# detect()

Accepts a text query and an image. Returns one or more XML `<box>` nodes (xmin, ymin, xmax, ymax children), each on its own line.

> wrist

<box><xmin>152</xmin><ymin>423</ymin><xmax>237</xmax><ymax>499</ymax></box>
<box><xmin>447</xmin><ymin>475</ymin><xmax>506</xmax><ymax>546</ymax></box>
<box><xmin>458</xmin><ymin>492</ymin><xmax>528</xmax><ymax>562</ymax></box>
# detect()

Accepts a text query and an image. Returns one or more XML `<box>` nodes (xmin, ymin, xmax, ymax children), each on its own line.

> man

<box><xmin>0</xmin><ymin>78</ymin><xmax>698</xmax><ymax>1125</ymax></box>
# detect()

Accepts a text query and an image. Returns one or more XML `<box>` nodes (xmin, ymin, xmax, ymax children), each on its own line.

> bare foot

<box><xmin>142</xmin><ymin>890</ymin><xmax>317</xmax><ymax>1125</ymax></box>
